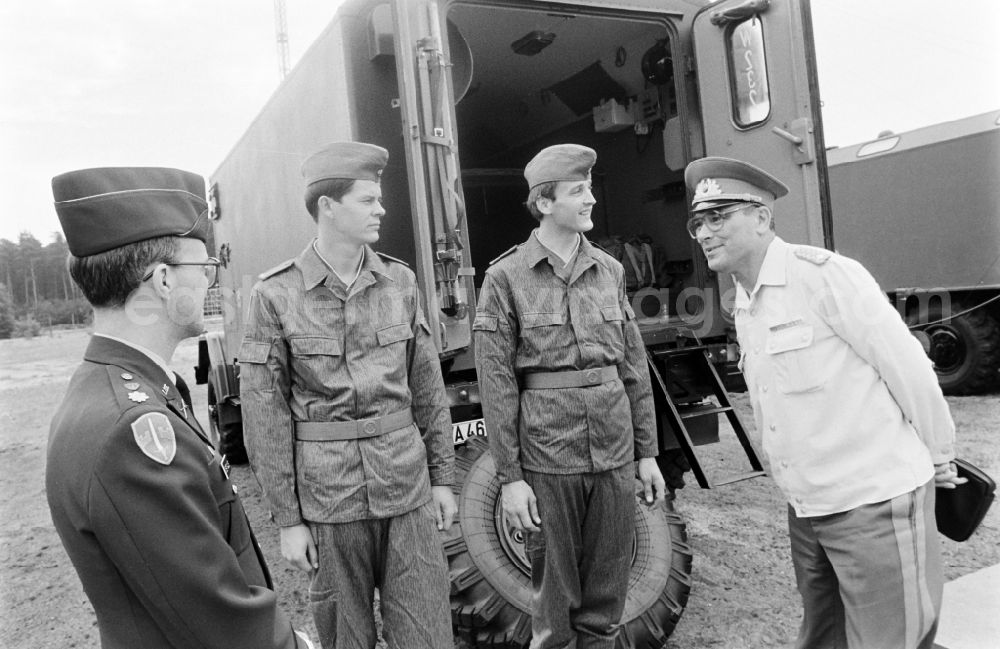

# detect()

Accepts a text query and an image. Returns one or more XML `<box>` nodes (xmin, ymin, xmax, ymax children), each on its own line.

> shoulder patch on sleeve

<box><xmin>489</xmin><ymin>245</ymin><xmax>519</xmax><ymax>266</ymax></box>
<box><xmin>258</xmin><ymin>259</ymin><xmax>295</xmax><ymax>280</ymax></box>
<box><xmin>130</xmin><ymin>412</ymin><xmax>177</xmax><ymax>465</ymax></box>
<box><xmin>793</xmin><ymin>246</ymin><xmax>832</xmax><ymax>265</ymax></box>
<box><xmin>375</xmin><ymin>251</ymin><xmax>410</xmax><ymax>268</ymax></box>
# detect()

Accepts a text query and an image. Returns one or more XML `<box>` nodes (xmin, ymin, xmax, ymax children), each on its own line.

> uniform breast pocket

<box><xmin>519</xmin><ymin>312</ymin><xmax>565</xmax><ymax>355</ymax></box>
<box><xmin>765</xmin><ymin>324</ymin><xmax>824</xmax><ymax>394</ymax></box>
<box><xmin>371</xmin><ymin>322</ymin><xmax>414</xmax><ymax>375</ymax></box>
<box><xmin>597</xmin><ymin>305</ymin><xmax>626</xmax><ymax>354</ymax></box>
<box><xmin>289</xmin><ymin>336</ymin><xmax>343</xmax><ymax>393</ymax></box>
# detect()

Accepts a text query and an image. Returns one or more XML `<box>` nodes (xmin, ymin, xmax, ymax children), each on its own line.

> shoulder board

<box><xmin>489</xmin><ymin>245</ymin><xmax>519</xmax><ymax>266</ymax></box>
<box><xmin>793</xmin><ymin>246</ymin><xmax>832</xmax><ymax>265</ymax></box>
<box><xmin>589</xmin><ymin>240</ymin><xmax>612</xmax><ymax>256</ymax></box>
<box><xmin>258</xmin><ymin>259</ymin><xmax>295</xmax><ymax>280</ymax></box>
<box><xmin>375</xmin><ymin>251</ymin><xmax>410</xmax><ymax>267</ymax></box>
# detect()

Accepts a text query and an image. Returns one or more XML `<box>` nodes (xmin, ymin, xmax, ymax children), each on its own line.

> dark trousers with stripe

<box><xmin>307</xmin><ymin>501</ymin><xmax>453</xmax><ymax>649</ymax></box>
<box><xmin>788</xmin><ymin>479</ymin><xmax>942</xmax><ymax>649</ymax></box>
<box><xmin>523</xmin><ymin>465</ymin><xmax>635</xmax><ymax>649</ymax></box>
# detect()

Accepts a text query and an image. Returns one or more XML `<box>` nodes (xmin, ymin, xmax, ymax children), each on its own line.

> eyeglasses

<box><xmin>686</xmin><ymin>203</ymin><xmax>760</xmax><ymax>239</ymax></box>
<box><xmin>141</xmin><ymin>258</ymin><xmax>222</xmax><ymax>289</ymax></box>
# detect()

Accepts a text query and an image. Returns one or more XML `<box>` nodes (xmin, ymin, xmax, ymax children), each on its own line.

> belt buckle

<box><xmin>584</xmin><ymin>369</ymin><xmax>599</xmax><ymax>384</ymax></box>
<box><xmin>362</xmin><ymin>419</ymin><xmax>379</xmax><ymax>436</ymax></box>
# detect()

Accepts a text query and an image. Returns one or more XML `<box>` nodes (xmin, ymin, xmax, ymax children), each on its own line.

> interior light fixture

<box><xmin>510</xmin><ymin>30</ymin><xmax>556</xmax><ymax>56</ymax></box>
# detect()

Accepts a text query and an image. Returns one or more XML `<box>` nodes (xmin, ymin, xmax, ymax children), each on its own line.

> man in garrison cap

<box><xmin>685</xmin><ymin>156</ymin><xmax>965</xmax><ymax>649</ymax></box>
<box><xmin>46</xmin><ymin>167</ymin><xmax>313</xmax><ymax>649</ymax></box>
<box><xmin>473</xmin><ymin>144</ymin><xmax>667</xmax><ymax>648</ymax></box>
<box><xmin>238</xmin><ymin>141</ymin><xmax>457</xmax><ymax>649</ymax></box>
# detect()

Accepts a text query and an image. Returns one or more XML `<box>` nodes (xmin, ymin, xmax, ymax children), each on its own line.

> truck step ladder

<box><xmin>646</xmin><ymin>343</ymin><xmax>766</xmax><ymax>489</ymax></box>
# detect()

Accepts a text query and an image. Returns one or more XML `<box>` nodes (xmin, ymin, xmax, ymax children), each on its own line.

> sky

<box><xmin>1</xmin><ymin>0</ymin><xmax>998</xmax><ymax>243</ymax></box>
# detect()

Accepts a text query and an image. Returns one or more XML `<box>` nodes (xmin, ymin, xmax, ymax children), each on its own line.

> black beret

<box><xmin>524</xmin><ymin>144</ymin><xmax>596</xmax><ymax>190</ymax></box>
<box><xmin>301</xmin><ymin>141</ymin><xmax>389</xmax><ymax>186</ymax></box>
<box><xmin>52</xmin><ymin>167</ymin><xmax>209</xmax><ymax>257</ymax></box>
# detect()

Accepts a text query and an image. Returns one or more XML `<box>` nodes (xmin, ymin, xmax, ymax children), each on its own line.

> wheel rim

<box><xmin>926</xmin><ymin>324</ymin><xmax>966</xmax><ymax>374</ymax></box>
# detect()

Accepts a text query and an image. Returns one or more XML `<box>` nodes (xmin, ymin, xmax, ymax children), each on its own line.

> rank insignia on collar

<box><xmin>161</xmin><ymin>384</ymin><xmax>170</xmax><ymax>395</ymax></box>
<box><xmin>128</xmin><ymin>391</ymin><xmax>149</xmax><ymax>403</ymax></box>
<box><xmin>120</xmin><ymin>372</ymin><xmax>134</xmax><ymax>380</ymax></box>
<box><xmin>123</xmin><ymin>382</ymin><xmax>140</xmax><ymax>391</ymax></box>
<box><xmin>131</xmin><ymin>412</ymin><xmax>177</xmax><ymax>465</ymax></box>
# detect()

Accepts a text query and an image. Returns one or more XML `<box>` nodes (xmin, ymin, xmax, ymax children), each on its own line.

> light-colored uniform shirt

<box><xmin>239</xmin><ymin>241</ymin><xmax>454</xmax><ymax>526</ymax></box>
<box><xmin>473</xmin><ymin>231</ymin><xmax>658</xmax><ymax>484</ymax></box>
<box><xmin>735</xmin><ymin>237</ymin><xmax>955</xmax><ymax>517</ymax></box>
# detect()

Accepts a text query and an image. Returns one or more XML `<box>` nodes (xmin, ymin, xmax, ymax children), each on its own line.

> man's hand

<box><xmin>637</xmin><ymin>457</ymin><xmax>667</xmax><ymax>506</ymax></box>
<box><xmin>501</xmin><ymin>480</ymin><xmax>541</xmax><ymax>532</ymax></box>
<box><xmin>432</xmin><ymin>485</ymin><xmax>458</xmax><ymax>531</ymax></box>
<box><xmin>934</xmin><ymin>462</ymin><xmax>969</xmax><ymax>489</ymax></box>
<box><xmin>280</xmin><ymin>523</ymin><xmax>318</xmax><ymax>572</ymax></box>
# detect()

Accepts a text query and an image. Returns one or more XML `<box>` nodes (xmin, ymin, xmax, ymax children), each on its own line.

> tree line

<box><xmin>0</xmin><ymin>232</ymin><xmax>90</xmax><ymax>339</ymax></box>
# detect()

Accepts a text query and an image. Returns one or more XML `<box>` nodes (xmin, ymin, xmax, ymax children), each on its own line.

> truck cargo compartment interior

<box><xmin>446</xmin><ymin>2</ymin><xmax>695</xmax><ymax>307</ymax></box>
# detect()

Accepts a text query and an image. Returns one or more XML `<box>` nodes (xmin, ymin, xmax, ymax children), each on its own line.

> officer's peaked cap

<box><xmin>302</xmin><ymin>141</ymin><xmax>389</xmax><ymax>187</ymax></box>
<box><xmin>52</xmin><ymin>167</ymin><xmax>210</xmax><ymax>257</ymax></box>
<box><xmin>684</xmin><ymin>157</ymin><xmax>789</xmax><ymax>212</ymax></box>
<box><xmin>524</xmin><ymin>144</ymin><xmax>596</xmax><ymax>190</ymax></box>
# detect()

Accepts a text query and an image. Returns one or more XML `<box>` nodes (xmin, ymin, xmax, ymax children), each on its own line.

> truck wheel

<box><xmin>446</xmin><ymin>437</ymin><xmax>692</xmax><ymax>649</ymax></box>
<box><xmin>908</xmin><ymin>303</ymin><xmax>1000</xmax><ymax>395</ymax></box>
<box><xmin>207</xmin><ymin>381</ymin><xmax>248</xmax><ymax>465</ymax></box>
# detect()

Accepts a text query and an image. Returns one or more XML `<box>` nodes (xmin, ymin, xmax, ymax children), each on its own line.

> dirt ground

<box><xmin>2</xmin><ymin>326</ymin><xmax>998</xmax><ymax>648</ymax></box>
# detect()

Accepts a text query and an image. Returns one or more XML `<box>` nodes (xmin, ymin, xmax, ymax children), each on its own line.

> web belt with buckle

<box><xmin>294</xmin><ymin>410</ymin><xmax>414</xmax><ymax>441</ymax></box>
<box><xmin>522</xmin><ymin>366</ymin><xmax>618</xmax><ymax>389</ymax></box>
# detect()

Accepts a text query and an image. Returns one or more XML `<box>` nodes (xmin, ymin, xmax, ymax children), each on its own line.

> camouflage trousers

<box><xmin>308</xmin><ymin>501</ymin><xmax>453</xmax><ymax>649</ymax></box>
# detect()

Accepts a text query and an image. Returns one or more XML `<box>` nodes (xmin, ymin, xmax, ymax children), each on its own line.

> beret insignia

<box><xmin>131</xmin><ymin>412</ymin><xmax>177</xmax><ymax>465</ymax></box>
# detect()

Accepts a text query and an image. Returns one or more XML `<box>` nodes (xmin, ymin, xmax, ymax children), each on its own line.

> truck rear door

<box><xmin>692</xmin><ymin>0</ymin><xmax>832</xmax><ymax>249</ymax></box>
<box><xmin>391</xmin><ymin>0</ymin><xmax>473</xmax><ymax>357</ymax></box>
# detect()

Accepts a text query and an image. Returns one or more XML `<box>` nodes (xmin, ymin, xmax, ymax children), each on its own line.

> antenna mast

<box><xmin>273</xmin><ymin>0</ymin><xmax>290</xmax><ymax>79</ymax></box>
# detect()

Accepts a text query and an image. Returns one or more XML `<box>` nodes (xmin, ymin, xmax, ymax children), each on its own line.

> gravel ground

<box><xmin>2</xmin><ymin>327</ymin><xmax>998</xmax><ymax>648</ymax></box>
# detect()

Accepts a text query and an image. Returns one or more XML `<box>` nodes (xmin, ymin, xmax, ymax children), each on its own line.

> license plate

<box><xmin>452</xmin><ymin>418</ymin><xmax>487</xmax><ymax>445</ymax></box>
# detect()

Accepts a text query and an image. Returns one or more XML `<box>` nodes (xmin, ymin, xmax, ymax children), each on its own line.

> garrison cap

<box><xmin>52</xmin><ymin>167</ymin><xmax>209</xmax><ymax>257</ymax></box>
<box><xmin>301</xmin><ymin>141</ymin><xmax>389</xmax><ymax>187</ymax></box>
<box><xmin>524</xmin><ymin>144</ymin><xmax>596</xmax><ymax>190</ymax></box>
<box><xmin>684</xmin><ymin>156</ymin><xmax>789</xmax><ymax>213</ymax></box>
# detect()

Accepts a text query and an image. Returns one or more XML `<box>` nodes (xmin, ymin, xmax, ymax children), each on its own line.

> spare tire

<box><xmin>445</xmin><ymin>437</ymin><xmax>692</xmax><ymax>649</ymax></box>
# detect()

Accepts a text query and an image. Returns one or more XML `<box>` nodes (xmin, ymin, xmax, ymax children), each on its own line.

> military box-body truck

<box><xmin>828</xmin><ymin>110</ymin><xmax>1000</xmax><ymax>394</ymax></box>
<box><xmin>197</xmin><ymin>1</ymin><xmax>831</xmax><ymax>645</ymax></box>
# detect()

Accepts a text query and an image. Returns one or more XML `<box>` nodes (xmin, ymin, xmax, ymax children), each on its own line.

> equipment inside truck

<box><xmin>445</xmin><ymin>4</ymin><xmax>696</xmax><ymax>312</ymax></box>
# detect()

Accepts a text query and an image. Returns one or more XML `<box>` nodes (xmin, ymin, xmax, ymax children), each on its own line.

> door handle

<box><xmin>771</xmin><ymin>118</ymin><xmax>815</xmax><ymax>164</ymax></box>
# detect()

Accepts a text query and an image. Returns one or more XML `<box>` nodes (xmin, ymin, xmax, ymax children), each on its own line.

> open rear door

<box><xmin>692</xmin><ymin>0</ymin><xmax>832</xmax><ymax>248</ymax></box>
<box><xmin>392</xmin><ymin>0</ymin><xmax>473</xmax><ymax>357</ymax></box>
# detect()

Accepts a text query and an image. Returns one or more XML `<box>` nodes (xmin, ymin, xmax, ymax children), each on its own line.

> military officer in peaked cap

<box><xmin>46</xmin><ymin>167</ymin><xmax>313</xmax><ymax>649</ymax></box>
<box><xmin>684</xmin><ymin>156</ymin><xmax>965</xmax><ymax>649</ymax></box>
<box><xmin>473</xmin><ymin>144</ymin><xmax>667</xmax><ymax>649</ymax></box>
<box><xmin>238</xmin><ymin>141</ymin><xmax>457</xmax><ymax>649</ymax></box>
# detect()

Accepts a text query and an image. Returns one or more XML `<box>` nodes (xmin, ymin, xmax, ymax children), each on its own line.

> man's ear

<box><xmin>756</xmin><ymin>205</ymin><xmax>773</xmax><ymax>231</ymax></box>
<box><xmin>536</xmin><ymin>196</ymin><xmax>553</xmax><ymax>216</ymax></box>
<box><xmin>145</xmin><ymin>263</ymin><xmax>172</xmax><ymax>300</ymax></box>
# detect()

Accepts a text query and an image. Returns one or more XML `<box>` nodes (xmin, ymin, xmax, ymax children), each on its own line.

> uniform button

<box><xmin>754</xmin><ymin>347</ymin><xmax>760</xmax><ymax>354</ymax></box>
<box><xmin>363</xmin><ymin>420</ymin><xmax>377</xmax><ymax>436</ymax></box>
<box><xmin>780</xmin><ymin>461</ymin><xmax>788</xmax><ymax>469</ymax></box>
<box><xmin>769</xmin><ymin>424</ymin><xmax>776</xmax><ymax>431</ymax></box>
<box><xmin>801</xmin><ymin>333</ymin><xmax>810</xmax><ymax>342</ymax></box>
<box><xmin>585</xmin><ymin>369</ymin><xmax>599</xmax><ymax>383</ymax></box>
<box><xmin>762</xmin><ymin>385</ymin><xmax>769</xmax><ymax>393</ymax></box>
